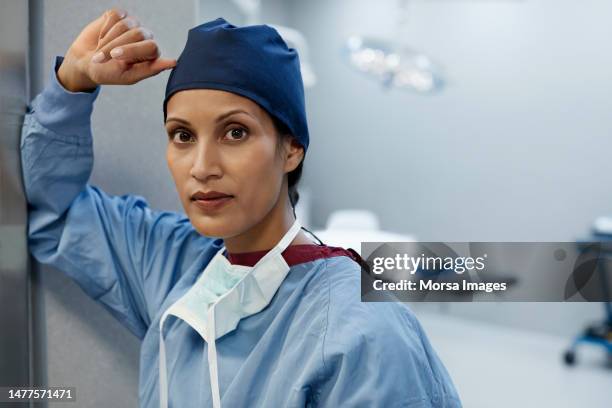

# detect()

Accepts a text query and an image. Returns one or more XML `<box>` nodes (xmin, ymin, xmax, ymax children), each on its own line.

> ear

<box><xmin>283</xmin><ymin>137</ymin><xmax>304</xmax><ymax>173</ymax></box>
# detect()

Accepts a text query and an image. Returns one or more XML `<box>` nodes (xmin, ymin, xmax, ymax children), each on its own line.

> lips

<box><xmin>191</xmin><ymin>190</ymin><xmax>233</xmax><ymax>200</ymax></box>
<box><xmin>191</xmin><ymin>191</ymin><xmax>234</xmax><ymax>212</ymax></box>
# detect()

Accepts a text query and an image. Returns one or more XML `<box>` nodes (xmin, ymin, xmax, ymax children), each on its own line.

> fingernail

<box><xmin>117</xmin><ymin>9</ymin><xmax>127</xmax><ymax>18</ymax></box>
<box><xmin>125</xmin><ymin>18</ymin><xmax>137</xmax><ymax>29</ymax></box>
<box><xmin>91</xmin><ymin>51</ymin><xmax>105</xmax><ymax>63</ymax></box>
<box><xmin>110</xmin><ymin>48</ymin><xmax>123</xmax><ymax>58</ymax></box>
<box><xmin>141</xmin><ymin>28</ymin><xmax>153</xmax><ymax>39</ymax></box>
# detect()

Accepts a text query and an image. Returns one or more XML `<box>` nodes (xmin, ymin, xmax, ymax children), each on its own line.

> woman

<box><xmin>21</xmin><ymin>8</ymin><xmax>461</xmax><ymax>408</ymax></box>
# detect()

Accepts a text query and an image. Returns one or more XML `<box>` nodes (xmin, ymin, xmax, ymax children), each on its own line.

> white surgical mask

<box><xmin>159</xmin><ymin>219</ymin><xmax>302</xmax><ymax>408</ymax></box>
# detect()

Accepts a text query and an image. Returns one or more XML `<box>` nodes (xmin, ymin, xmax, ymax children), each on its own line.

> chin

<box><xmin>188</xmin><ymin>212</ymin><xmax>240</xmax><ymax>239</ymax></box>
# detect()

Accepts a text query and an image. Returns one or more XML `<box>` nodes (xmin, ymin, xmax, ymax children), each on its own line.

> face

<box><xmin>165</xmin><ymin>89</ymin><xmax>302</xmax><ymax>239</ymax></box>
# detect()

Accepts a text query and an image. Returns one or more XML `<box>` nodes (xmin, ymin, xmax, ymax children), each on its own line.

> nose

<box><xmin>190</xmin><ymin>137</ymin><xmax>223</xmax><ymax>182</ymax></box>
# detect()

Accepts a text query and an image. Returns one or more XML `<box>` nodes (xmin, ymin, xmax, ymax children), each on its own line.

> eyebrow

<box><xmin>165</xmin><ymin>109</ymin><xmax>255</xmax><ymax>126</ymax></box>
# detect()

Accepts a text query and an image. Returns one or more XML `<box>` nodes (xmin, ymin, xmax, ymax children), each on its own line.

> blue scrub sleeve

<box><xmin>316</xmin><ymin>260</ymin><xmax>462</xmax><ymax>407</ymax></box>
<box><xmin>20</xmin><ymin>56</ymin><xmax>199</xmax><ymax>339</ymax></box>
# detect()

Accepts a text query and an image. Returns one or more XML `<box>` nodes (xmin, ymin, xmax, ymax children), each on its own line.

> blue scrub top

<box><xmin>20</xmin><ymin>55</ymin><xmax>462</xmax><ymax>407</ymax></box>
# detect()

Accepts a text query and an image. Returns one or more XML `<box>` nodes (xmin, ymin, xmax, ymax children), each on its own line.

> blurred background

<box><xmin>2</xmin><ymin>0</ymin><xmax>612</xmax><ymax>406</ymax></box>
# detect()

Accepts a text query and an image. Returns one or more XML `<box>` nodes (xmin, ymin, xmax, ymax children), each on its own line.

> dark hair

<box><xmin>272</xmin><ymin>116</ymin><xmax>304</xmax><ymax>211</ymax></box>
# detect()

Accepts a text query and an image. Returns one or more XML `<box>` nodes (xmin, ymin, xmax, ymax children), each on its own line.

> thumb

<box><xmin>150</xmin><ymin>58</ymin><xmax>178</xmax><ymax>73</ymax></box>
<box><xmin>125</xmin><ymin>58</ymin><xmax>177</xmax><ymax>83</ymax></box>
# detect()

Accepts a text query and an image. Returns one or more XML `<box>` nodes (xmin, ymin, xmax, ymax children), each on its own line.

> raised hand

<box><xmin>57</xmin><ymin>8</ymin><xmax>177</xmax><ymax>92</ymax></box>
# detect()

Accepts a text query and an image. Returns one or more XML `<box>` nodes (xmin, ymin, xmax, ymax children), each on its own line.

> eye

<box><xmin>224</xmin><ymin>127</ymin><xmax>248</xmax><ymax>141</ymax></box>
<box><xmin>170</xmin><ymin>129</ymin><xmax>195</xmax><ymax>144</ymax></box>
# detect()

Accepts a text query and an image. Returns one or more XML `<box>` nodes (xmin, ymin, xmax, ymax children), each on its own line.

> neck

<box><xmin>223</xmin><ymin>193</ymin><xmax>314</xmax><ymax>254</ymax></box>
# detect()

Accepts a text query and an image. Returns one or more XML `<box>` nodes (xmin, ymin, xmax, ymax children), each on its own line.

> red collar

<box><xmin>226</xmin><ymin>244</ymin><xmax>360</xmax><ymax>267</ymax></box>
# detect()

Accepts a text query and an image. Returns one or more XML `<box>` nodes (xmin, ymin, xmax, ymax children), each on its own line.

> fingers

<box><xmin>98</xmin><ymin>8</ymin><xmax>127</xmax><ymax>40</ymax></box>
<box><xmin>75</xmin><ymin>10</ymin><xmax>118</xmax><ymax>48</ymax></box>
<box><xmin>109</xmin><ymin>39</ymin><xmax>159</xmax><ymax>63</ymax></box>
<box><xmin>92</xmin><ymin>26</ymin><xmax>154</xmax><ymax>63</ymax></box>
<box><xmin>99</xmin><ymin>16</ymin><xmax>140</xmax><ymax>49</ymax></box>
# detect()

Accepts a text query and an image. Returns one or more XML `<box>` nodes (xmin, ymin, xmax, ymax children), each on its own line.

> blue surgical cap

<box><xmin>163</xmin><ymin>17</ymin><xmax>309</xmax><ymax>152</ymax></box>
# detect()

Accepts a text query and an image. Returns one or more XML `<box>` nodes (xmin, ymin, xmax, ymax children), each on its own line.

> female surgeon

<box><xmin>20</xmin><ymin>8</ymin><xmax>462</xmax><ymax>408</ymax></box>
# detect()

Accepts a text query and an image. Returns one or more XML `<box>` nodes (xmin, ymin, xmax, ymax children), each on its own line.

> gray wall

<box><xmin>286</xmin><ymin>0</ymin><xmax>608</xmax><ymax>336</ymax></box>
<box><xmin>34</xmin><ymin>1</ymin><xmax>197</xmax><ymax>406</ymax></box>
<box><xmin>1</xmin><ymin>0</ymin><xmax>30</xmax><ymax>397</ymax></box>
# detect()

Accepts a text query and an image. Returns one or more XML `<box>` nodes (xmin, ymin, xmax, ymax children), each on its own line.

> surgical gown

<box><xmin>19</xmin><ymin>55</ymin><xmax>462</xmax><ymax>407</ymax></box>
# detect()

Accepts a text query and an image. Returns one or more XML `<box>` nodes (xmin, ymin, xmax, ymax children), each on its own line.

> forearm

<box><xmin>21</xmin><ymin>55</ymin><xmax>101</xmax><ymax>216</ymax></box>
<box><xmin>21</xmin><ymin>56</ymin><xmax>102</xmax><ymax>257</ymax></box>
